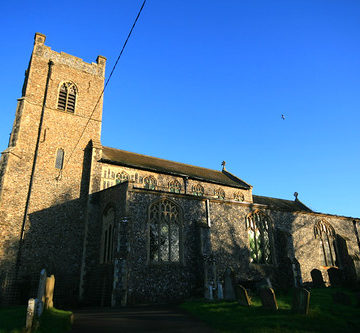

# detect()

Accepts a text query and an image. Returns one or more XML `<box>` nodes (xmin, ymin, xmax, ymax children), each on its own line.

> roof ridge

<box><xmin>102</xmin><ymin>145</ymin><xmax>227</xmax><ymax>174</ymax></box>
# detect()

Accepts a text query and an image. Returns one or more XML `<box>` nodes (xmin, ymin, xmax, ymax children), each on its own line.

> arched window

<box><xmin>149</xmin><ymin>199</ymin><xmax>182</xmax><ymax>263</ymax></box>
<box><xmin>192</xmin><ymin>184</ymin><xmax>204</xmax><ymax>196</ymax></box>
<box><xmin>55</xmin><ymin>148</ymin><xmax>64</xmax><ymax>169</ymax></box>
<box><xmin>169</xmin><ymin>180</ymin><xmax>181</xmax><ymax>193</ymax></box>
<box><xmin>314</xmin><ymin>220</ymin><xmax>336</xmax><ymax>267</ymax></box>
<box><xmin>144</xmin><ymin>176</ymin><xmax>157</xmax><ymax>190</ymax></box>
<box><xmin>57</xmin><ymin>82</ymin><xmax>77</xmax><ymax>113</ymax></box>
<box><xmin>215</xmin><ymin>188</ymin><xmax>225</xmax><ymax>199</ymax></box>
<box><xmin>234</xmin><ymin>192</ymin><xmax>245</xmax><ymax>202</ymax></box>
<box><xmin>100</xmin><ymin>207</ymin><xmax>115</xmax><ymax>264</ymax></box>
<box><xmin>116</xmin><ymin>171</ymin><xmax>129</xmax><ymax>184</ymax></box>
<box><xmin>246</xmin><ymin>211</ymin><xmax>273</xmax><ymax>264</ymax></box>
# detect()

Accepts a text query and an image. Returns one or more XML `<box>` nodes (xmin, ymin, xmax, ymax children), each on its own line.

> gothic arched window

<box><xmin>144</xmin><ymin>176</ymin><xmax>157</xmax><ymax>190</ymax></box>
<box><xmin>149</xmin><ymin>199</ymin><xmax>182</xmax><ymax>263</ymax></box>
<box><xmin>57</xmin><ymin>82</ymin><xmax>77</xmax><ymax>113</ymax></box>
<box><xmin>246</xmin><ymin>211</ymin><xmax>273</xmax><ymax>264</ymax></box>
<box><xmin>116</xmin><ymin>171</ymin><xmax>129</xmax><ymax>184</ymax></box>
<box><xmin>169</xmin><ymin>180</ymin><xmax>181</xmax><ymax>193</ymax></box>
<box><xmin>101</xmin><ymin>207</ymin><xmax>115</xmax><ymax>264</ymax></box>
<box><xmin>192</xmin><ymin>184</ymin><xmax>204</xmax><ymax>196</ymax></box>
<box><xmin>234</xmin><ymin>192</ymin><xmax>245</xmax><ymax>202</ymax></box>
<box><xmin>314</xmin><ymin>220</ymin><xmax>336</xmax><ymax>267</ymax></box>
<box><xmin>55</xmin><ymin>148</ymin><xmax>64</xmax><ymax>169</ymax></box>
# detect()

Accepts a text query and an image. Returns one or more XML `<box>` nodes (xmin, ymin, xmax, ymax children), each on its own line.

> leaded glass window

<box><xmin>246</xmin><ymin>211</ymin><xmax>272</xmax><ymax>264</ymax></box>
<box><xmin>57</xmin><ymin>82</ymin><xmax>77</xmax><ymax>113</ymax></box>
<box><xmin>314</xmin><ymin>220</ymin><xmax>336</xmax><ymax>267</ymax></box>
<box><xmin>234</xmin><ymin>192</ymin><xmax>245</xmax><ymax>202</ymax></box>
<box><xmin>169</xmin><ymin>180</ymin><xmax>181</xmax><ymax>193</ymax></box>
<box><xmin>144</xmin><ymin>176</ymin><xmax>157</xmax><ymax>190</ymax></box>
<box><xmin>215</xmin><ymin>188</ymin><xmax>225</xmax><ymax>199</ymax></box>
<box><xmin>116</xmin><ymin>171</ymin><xmax>129</xmax><ymax>184</ymax></box>
<box><xmin>149</xmin><ymin>199</ymin><xmax>182</xmax><ymax>263</ymax></box>
<box><xmin>192</xmin><ymin>184</ymin><xmax>204</xmax><ymax>196</ymax></box>
<box><xmin>55</xmin><ymin>148</ymin><xmax>64</xmax><ymax>169</ymax></box>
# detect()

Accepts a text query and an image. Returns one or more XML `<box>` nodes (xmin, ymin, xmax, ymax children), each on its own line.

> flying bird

<box><xmin>281</xmin><ymin>114</ymin><xmax>285</xmax><ymax>120</ymax></box>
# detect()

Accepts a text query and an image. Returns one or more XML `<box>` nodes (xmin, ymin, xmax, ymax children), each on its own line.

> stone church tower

<box><xmin>0</xmin><ymin>33</ymin><xmax>106</xmax><ymax>303</ymax></box>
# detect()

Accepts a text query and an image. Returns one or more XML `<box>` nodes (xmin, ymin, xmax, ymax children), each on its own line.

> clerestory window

<box><xmin>246</xmin><ymin>210</ymin><xmax>273</xmax><ymax>264</ymax></box>
<box><xmin>169</xmin><ymin>180</ymin><xmax>181</xmax><ymax>193</ymax></box>
<box><xmin>314</xmin><ymin>220</ymin><xmax>336</xmax><ymax>267</ymax></box>
<box><xmin>116</xmin><ymin>171</ymin><xmax>129</xmax><ymax>184</ymax></box>
<box><xmin>192</xmin><ymin>184</ymin><xmax>204</xmax><ymax>196</ymax></box>
<box><xmin>149</xmin><ymin>199</ymin><xmax>182</xmax><ymax>263</ymax></box>
<box><xmin>57</xmin><ymin>82</ymin><xmax>77</xmax><ymax>113</ymax></box>
<box><xmin>144</xmin><ymin>176</ymin><xmax>157</xmax><ymax>190</ymax></box>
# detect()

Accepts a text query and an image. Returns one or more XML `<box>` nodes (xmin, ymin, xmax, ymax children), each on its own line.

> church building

<box><xmin>0</xmin><ymin>33</ymin><xmax>359</xmax><ymax>306</ymax></box>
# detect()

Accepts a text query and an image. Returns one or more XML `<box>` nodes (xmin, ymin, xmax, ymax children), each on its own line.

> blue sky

<box><xmin>1</xmin><ymin>1</ymin><xmax>359</xmax><ymax>217</ymax></box>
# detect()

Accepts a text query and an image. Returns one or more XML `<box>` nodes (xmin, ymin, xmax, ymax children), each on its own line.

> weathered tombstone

<box><xmin>223</xmin><ymin>267</ymin><xmax>236</xmax><ymax>300</ymax></box>
<box><xmin>327</xmin><ymin>267</ymin><xmax>342</xmax><ymax>287</ymax></box>
<box><xmin>292</xmin><ymin>258</ymin><xmax>303</xmax><ymax>287</ymax></box>
<box><xmin>311</xmin><ymin>269</ymin><xmax>325</xmax><ymax>288</ymax></box>
<box><xmin>26</xmin><ymin>298</ymin><xmax>35</xmax><ymax>331</ymax></box>
<box><xmin>255</xmin><ymin>277</ymin><xmax>272</xmax><ymax>291</ymax></box>
<box><xmin>292</xmin><ymin>288</ymin><xmax>310</xmax><ymax>315</ymax></box>
<box><xmin>217</xmin><ymin>282</ymin><xmax>223</xmax><ymax>300</ymax></box>
<box><xmin>45</xmin><ymin>275</ymin><xmax>55</xmax><ymax>309</ymax></box>
<box><xmin>332</xmin><ymin>291</ymin><xmax>352</xmax><ymax>306</ymax></box>
<box><xmin>235</xmin><ymin>285</ymin><xmax>250</xmax><ymax>306</ymax></box>
<box><xmin>36</xmin><ymin>269</ymin><xmax>47</xmax><ymax>316</ymax></box>
<box><xmin>259</xmin><ymin>287</ymin><xmax>278</xmax><ymax>310</ymax></box>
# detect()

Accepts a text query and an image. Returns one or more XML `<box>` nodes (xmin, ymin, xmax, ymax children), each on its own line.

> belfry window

<box><xmin>246</xmin><ymin>211</ymin><xmax>273</xmax><ymax>264</ymax></box>
<box><xmin>192</xmin><ymin>184</ymin><xmax>204</xmax><ymax>196</ymax></box>
<box><xmin>55</xmin><ymin>148</ymin><xmax>64</xmax><ymax>169</ymax></box>
<box><xmin>101</xmin><ymin>207</ymin><xmax>115</xmax><ymax>264</ymax></box>
<box><xmin>169</xmin><ymin>180</ymin><xmax>181</xmax><ymax>193</ymax></box>
<box><xmin>116</xmin><ymin>171</ymin><xmax>129</xmax><ymax>184</ymax></box>
<box><xmin>314</xmin><ymin>220</ymin><xmax>336</xmax><ymax>267</ymax></box>
<box><xmin>149</xmin><ymin>199</ymin><xmax>182</xmax><ymax>263</ymax></box>
<box><xmin>144</xmin><ymin>176</ymin><xmax>157</xmax><ymax>190</ymax></box>
<box><xmin>57</xmin><ymin>82</ymin><xmax>77</xmax><ymax>113</ymax></box>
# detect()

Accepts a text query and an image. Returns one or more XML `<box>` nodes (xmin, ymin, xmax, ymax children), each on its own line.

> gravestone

<box><xmin>327</xmin><ymin>267</ymin><xmax>342</xmax><ymax>287</ymax></box>
<box><xmin>235</xmin><ymin>285</ymin><xmax>250</xmax><ymax>306</ymax></box>
<box><xmin>332</xmin><ymin>291</ymin><xmax>352</xmax><ymax>306</ymax></box>
<box><xmin>36</xmin><ymin>269</ymin><xmax>47</xmax><ymax>316</ymax></box>
<box><xmin>45</xmin><ymin>275</ymin><xmax>55</xmax><ymax>309</ymax></box>
<box><xmin>311</xmin><ymin>269</ymin><xmax>325</xmax><ymax>288</ymax></box>
<box><xmin>223</xmin><ymin>267</ymin><xmax>236</xmax><ymax>300</ymax></box>
<box><xmin>292</xmin><ymin>288</ymin><xmax>310</xmax><ymax>315</ymax></box>
<box><xmin>259</xmin><ymin>287</ymin><xmax>278</xmax><ymax>310</ymax></box>
<box><xmin>217</xmin><ymin>282</ymin><xmax>224</xmax><ymax>300</ymax></box>
<box><xmin>26</xmin><ymin>298</ymin><xmax>35</xmax><ymax>331</ymax></box>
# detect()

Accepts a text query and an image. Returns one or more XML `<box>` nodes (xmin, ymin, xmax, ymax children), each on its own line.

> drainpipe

<box><xmin>16</xmin><ymin>60</ymin><xmax>54</xmax><ymax>274</ymax></box>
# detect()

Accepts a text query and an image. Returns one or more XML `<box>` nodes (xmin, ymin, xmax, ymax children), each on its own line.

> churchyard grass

<box><xmin>180</xmin><ymin>288</ymin><xmax>360</xmax><ymax>332</ymax></box>
<box><xmin>0</xmin><ymin>306</ymin><xmax>72</xmax><ymax>333</ymax></box>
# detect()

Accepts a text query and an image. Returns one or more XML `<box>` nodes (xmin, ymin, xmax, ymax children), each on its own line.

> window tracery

<box><xmin>169</xmin><ymin>180</ymin><xmax>181</xmax><ymax>193</ymax></box>
<box><xmin>192</xmin><ymin>184</ymin><xmax>204</xmax><ymax>196</ymax></box>
<box><xmin>57</xmin><ymin>82</ymin><xmax>77</xmax><ymax>113</ymax></box>
<box><xmin>314</xmin><ymin>220</ymin><xmax>336</xmax><ymax>267</ymax></box>
<box><xmin>55</xmin><ymin>148</ymin><xmax>64</xmax><ymax>169</ymax></box>
<box><xmin>149</xmin><ymin>199</ymin><xmax>182</xmax><ymax>263</ymax></box>
<box><xmin>215</xmin><ymin>188</ymin><xmax>225</xmax><ymax>199</ymax></box>
<box><xmin>116</xmin><ymin>171</ymin><xmax>129</xmax><ymax>184</ymax></box>
<box><xmin>246</xmin><ymin>211</ymin><xmax>273</xmax><ymax>264</ymax></box>
<box><xmin>144</xmin><ymin>176</ymin><xmax>157</xmax><ymax>190</ymax></box>
<box><xmin>234</xmin><ymin>192</ymin><xmax>245</xmax><ymax>202</ymax></box>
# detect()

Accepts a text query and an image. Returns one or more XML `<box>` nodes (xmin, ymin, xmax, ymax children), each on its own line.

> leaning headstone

<box><xmin>36</xmin><ymin>269</ymin><xmax>47</xmax><ymax>316</ymax></box>
<box><xmin>223</xmin><ymin>267</ymin><xmax>236</xmax><ymax>300</ymax></box>
<box><xmin>217</xmin><ymin>282</ymin><xmax>224</xmax><ymax>300</ymax></box>
<box><xmin>26</xmin><ymin>298</ymin><xmax>35</xmax><ymax>331</ymax></box>
<box><xmin>45</xmin><ymin>275</ymin><xmax>55</xmax><ymax>309</ymax></box>
<box><xmin>235</xmin><ymin>285</ymin><xmax>250</xmax><ymax>306</ymax></box>
<box><xmin>327</xmin><ymin>267</ymin><xmax>342</xmax><ymax>287</ymax></box>
<box><xmin>259</xmin><ymin>287</ymin><xmax>278</xmax><ymax>310</ymax></box>
<box><xmin>311</xmin><ymin>269</ymin><xmax>325</xmax><ymax>288</ymax></box>
<box><xmin>292</xmin><ymin>288</ymin><xmax>310</xmax><ymax>315</ymax></box>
